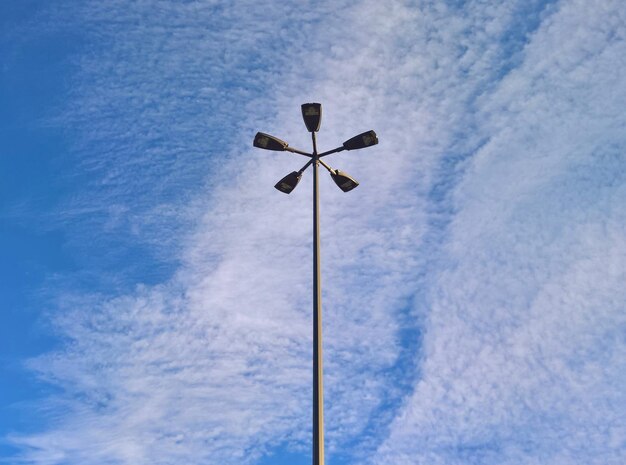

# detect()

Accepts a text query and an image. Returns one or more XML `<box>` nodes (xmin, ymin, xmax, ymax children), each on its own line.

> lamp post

<box><xmin>253</xmin><ymin>103</ymin><xmax>378</xmax><ymax>465</ymax></box>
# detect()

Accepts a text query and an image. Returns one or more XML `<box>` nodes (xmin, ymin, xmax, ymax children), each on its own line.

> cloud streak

<box><xmin>373</xmin><ymin>0</ymin><xmax>626</xmax><ymax>464</ymax></box>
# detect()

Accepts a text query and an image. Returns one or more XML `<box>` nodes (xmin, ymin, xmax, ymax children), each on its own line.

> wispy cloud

<box><xmin>6</xmin><ymin>0</ymin><xmax>626</xmax><ymax>464</ymax></box>
<box><xmin>373</xmin><ymin>0</ymin><xmax>626</xmax><ymax>464</ymax></box>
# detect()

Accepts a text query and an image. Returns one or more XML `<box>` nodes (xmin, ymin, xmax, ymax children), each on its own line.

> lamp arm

<box><xmin>318</xmin><ymin>159</ymin><xmax>335</xmax><ymax>174</ymax></box>
<box><xmin>298</xmin><ymin>158</ymin><xmax>315</xmax><ymax>174</ymax></box>
<box><xmin>318</xmin><ymin>146</ymin><xmax>345</xmax><ymax>158</ymax></box>
<box><xmin>286</xmin><ymin>147</ymin><xmax>313</xmax><ymax>157</ymax></box>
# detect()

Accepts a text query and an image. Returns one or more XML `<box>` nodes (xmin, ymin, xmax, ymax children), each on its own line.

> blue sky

<box><xmin>1</xmin><ymin>0</ymin><xmax>625</xmax><ymax>464</ymax></box>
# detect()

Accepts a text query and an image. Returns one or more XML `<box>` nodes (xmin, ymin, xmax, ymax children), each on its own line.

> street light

<box><xmin>343</xmin><ymin>130</ymin><xmax>378</xmax><ymax>150</ymax></box>
<box><xmin>329</xmin><ymin>169</ymin><xmax>359</xmax><ymax>192</ymax></box>
<box><xmin>317</xmin><ymin>158</ymin><xmax>359</xmax><ymax>192</ymax></box>
<box><xmin>253</xmin><ymin>132</ymin><xmax>289</xmax><ymax>151</ymax></box>
<box><xmin>253</xmin><ymin>103</ymin><xmax>378</xmax><ymax>465</ymax></box>
<box><xmin>274</xmin><ymin>171</ymin><xmax>302</xmax><ymax>194</ymax></box>
<box><xmin>301</xmin><ymin>102</ymin><xmax>322</xmax><ymax>132</ymax></box>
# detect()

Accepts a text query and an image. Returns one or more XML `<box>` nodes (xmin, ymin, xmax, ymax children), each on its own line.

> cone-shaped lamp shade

<box><xmin>254</xmin><ymin>132</ymin><xmax>289</xmax><ymax>151</ymax></box>
<box><xmin>343</xmin><ymin>130</ymin><xmax>378</xmax><ymax>150</ymax></box>
<box><xmin>301</xmin><ymin>103</ymin><xmax>322</xmax><ymax>132</ymax></box>
<box><xmin>274</xmin><ymin>171</ymin><xmax>302</xmax><ymax>194</ymax></box>
<box><xmin>330</xmin><ymin>170</ymin><xmax>359</xmax><ymax>192</ymax></box>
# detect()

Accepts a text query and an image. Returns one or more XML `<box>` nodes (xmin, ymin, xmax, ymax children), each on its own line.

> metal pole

<box><xmin>312</xmin><ymin>132</ymin><xmax>325</xmax><ymax>465</ymax></box>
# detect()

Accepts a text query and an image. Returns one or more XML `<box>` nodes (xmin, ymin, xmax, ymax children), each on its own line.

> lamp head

<box><xmin>254</xmin><ymin>132</ymin><xmax>289</xmax><ymax>151</ymax></box>
<box><xmin>301</xmin><ymin>103</ymin><xmax>322</xmax><ymax>132</ymax></box>
<box><xmin>274</xmin><ymin>171</ymin><xmax>302</xmax><ymax>194</ymax></box>
<box><xmin>343</xmin><ymin>130</ymin><xmax>378</xmax><ymax>150</ymax></box>
<box><xmin>330</xmin><ymin>169</ymin><xmax>359</xmax><ymax>192</ymax></box>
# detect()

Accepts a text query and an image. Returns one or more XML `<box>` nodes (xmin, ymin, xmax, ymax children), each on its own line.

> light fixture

<box><xmin>274</xmin><ymin>171</ymin><xmax>302</xmax><ymax>194</ymax></box>
<box><xmin>330</xmin><ymin>169</ymin><xmax>359</xmax><ymax>192</ymax></box>
<box><xmin>301</xmin><ymin>103</ymin><xmax>322</xmax><ymax>133</ymax></box>
<box><xmin>254</xmin><ymin>132</ymin><xmax>289</xmax><ymax>151</ymax></box>
<box><xmin>343</xmin><ymin>130</ymin><xmax>378</xmax><ymax>150</ymax></box>
<box><xmin>317</xmin><ymin>159</ymin><xmax>359</xmax><ymax>193</ymax></box>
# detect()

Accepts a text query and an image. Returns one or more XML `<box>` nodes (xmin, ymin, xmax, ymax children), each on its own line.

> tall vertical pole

<box><xmin>311</xmin><ymin>132</ymin><xmax>325</xmax><ymax>465</ymax></box>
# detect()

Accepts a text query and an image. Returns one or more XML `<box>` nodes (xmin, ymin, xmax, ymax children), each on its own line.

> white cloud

<box><xmin>9</xmin><ymin>0</ymin><xmax>424</xmax><ymax>463</ymax></box>
<box><xmin>373</xmin><ymin>0</ymin><xmax>626</xmax><ymax>464</ymax></box>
